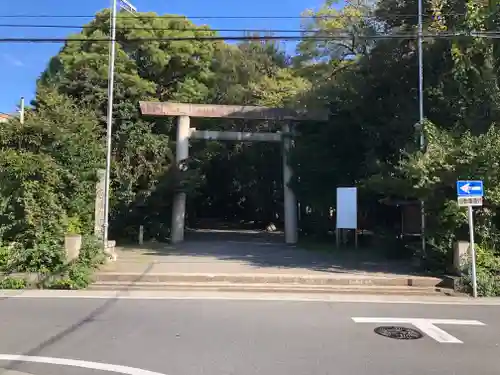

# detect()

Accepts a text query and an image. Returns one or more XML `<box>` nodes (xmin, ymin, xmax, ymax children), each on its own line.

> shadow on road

<box><xmin>128</xmin><ymin>229</ymin><xmax>422</xmax><ymax>277</ymax></box>
<box><xmin>0</xmin><ymin>263</ymin><xmax>154</xmax><ymax>375</ymax></box>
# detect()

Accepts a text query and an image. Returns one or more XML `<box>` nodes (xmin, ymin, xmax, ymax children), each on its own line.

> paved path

<box><xmin>0</xmin><ymin>291</ymin><xmax>498</xmax><ymax>375</ymax></box>
<box><xmin>103</xmin><ymin>235</ymin><xmax>420</xmax><ymax>277</ymax></box>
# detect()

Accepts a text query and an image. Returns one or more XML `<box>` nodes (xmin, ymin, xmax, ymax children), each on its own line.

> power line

<box><xmin>0</xmin><ymin>23</ymin><xmax>306</xmax><ymax>33</ymax></box>
<box><xmin>0</xmin><ymin>12</ymin><xmax>467</xmax><ymax>20</ymax></box>
<box><xmin>0</xmin><ymin>14</ymin><xmax>341</xmax><ymax>19</ymax></box>
<box><xmin>0</xmin><ymin>36</ymin><xmax>402</xmax><ymax>43</ymax></box>
<box><xmin>0</xmin><ymin>32</ymin><xmax>498</xmax><ymax>43</ymax></box>
<box><xmin>0</xmin><ymin>18</ymin><xmax>476</xmax><ymax>33</ymax></box>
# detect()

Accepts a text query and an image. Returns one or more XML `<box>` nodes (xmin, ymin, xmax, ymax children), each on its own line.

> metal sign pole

<box><xmin>457</xmin><ymin>180</ymin><xmax>483</xmax><ymax>298</ymax></box>
<box><xmin>417</xmin><ymin>0</ymin><xmax>426</xmax><ymax>259</ymax></box>
<box><xmin>467</xmin><ymin>205</ymin><xmax>478</xmax><ymax>298</ymax></box>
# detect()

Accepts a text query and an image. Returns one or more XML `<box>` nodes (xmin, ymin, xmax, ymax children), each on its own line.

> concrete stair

<box><xmin>90</xmin><ymin>272</ymin><xmax>458</xmax><ymax>296</ymax></box>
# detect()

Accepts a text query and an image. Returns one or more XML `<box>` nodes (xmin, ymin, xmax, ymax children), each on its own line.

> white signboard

<box><xmin>458</xmin><ymin>196</ymin><xmax>483</xmax><ymax>207</ymax></box>
<box><xmin>336</xmin><ymin>187</ymin><xmax>357</xmax><ymax>229</ymax></box>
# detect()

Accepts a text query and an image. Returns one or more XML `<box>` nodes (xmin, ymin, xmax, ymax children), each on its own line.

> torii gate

<box><xmin>139</xmin><ymin>101</ymin><xmax>328</xmax><ymax>245</ymax></box>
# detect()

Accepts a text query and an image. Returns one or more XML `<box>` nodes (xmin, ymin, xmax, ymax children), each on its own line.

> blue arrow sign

<box><xmin>457</xmin><ymin>180</ymin><xmax>483</xmax><ymax>197</ymax></box>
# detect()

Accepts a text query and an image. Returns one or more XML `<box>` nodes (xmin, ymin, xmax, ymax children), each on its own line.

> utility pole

<box><xmin>19</xmin><ymin>96</ymin><xmax>25</xmax><ymax>125</ymax></box>
<box><xmin>102</xmin><ymin>0</ymin><xmax>137</xmax><ymax>249</ymax></box>
<box><xmin>417</xmin><ymin>0</ymin><xmax>426</xmax><ymax>257</ymax></box>
<box><xmin>102</xmin><ymin>0</ymin><xmax>117</xmax><ymax>250</ymax></box>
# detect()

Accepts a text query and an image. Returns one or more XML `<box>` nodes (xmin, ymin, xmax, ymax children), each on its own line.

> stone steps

<box><xmin>89</xmin><ymin>281</ymin><xmax>456</xmax><ymax>296</ymax></box>
<box><xmin>91</xmin><ymin>271</ymin><xmax>457</xmax><ymax>296</ymax></box>
<box><xmin>94</xmin><ymin>272</ymin><xmax>451</xmax><ymax>287</ymax></box>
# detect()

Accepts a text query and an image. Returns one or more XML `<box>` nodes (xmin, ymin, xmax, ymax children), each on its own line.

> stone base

<box><xmin>104</xmin><ymin>240</ymin><xmax>117</xmax><ymax>262</ymax></box>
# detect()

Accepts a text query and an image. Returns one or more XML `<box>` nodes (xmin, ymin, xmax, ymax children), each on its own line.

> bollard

<box><xmin>139</xmin><ymin>225</ymin><xmax>144</xmax><ymax>245</ymax></box>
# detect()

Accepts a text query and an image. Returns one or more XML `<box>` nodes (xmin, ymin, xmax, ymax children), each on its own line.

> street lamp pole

<box><xmin>102</xmin><ymin>0</ymin><xmax>136</xmax><ymax>250</ymax></box>
<box><xmin>417</xmin><ymin>0</ymin><xmax>426</xmax><ymax>256</ymax></box>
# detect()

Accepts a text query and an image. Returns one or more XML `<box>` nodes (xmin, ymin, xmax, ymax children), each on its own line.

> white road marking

<box><xmin>0</xmin><ymin>355</ymin><xmax>167</xmax><ymax>375</ymax></box>
<box><xmin>1</xmin><ymin>290</ymin><xmax>500</xmax><ymax>305</ymax></box>
<box><xmin>352</xmin><ymin>317</ymin><xmax>486</xmax><ymax>343</ymax></box>
<box><xmin>411</xmin><ymin>321</ymin><xmax>462</xmax><ymax>343</ymax></box>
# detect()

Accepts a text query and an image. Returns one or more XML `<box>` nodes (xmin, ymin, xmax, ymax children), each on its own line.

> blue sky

<box><xmin>0</xmin><ymin>0</ymin><xmax>329</xmax><ymax>114</ymax></box>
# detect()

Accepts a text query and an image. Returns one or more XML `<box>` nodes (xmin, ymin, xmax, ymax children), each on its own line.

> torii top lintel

<box><xmin>139</xmin><ymin>101</ymin><xmax>328</xmax><ymax>121</ymax></box>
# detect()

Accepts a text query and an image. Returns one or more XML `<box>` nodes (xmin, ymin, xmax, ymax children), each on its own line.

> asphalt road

<box><xmin>0</xmin><ymin>293</ymin><xmax>498</xmax><ymax>375</ymax></box>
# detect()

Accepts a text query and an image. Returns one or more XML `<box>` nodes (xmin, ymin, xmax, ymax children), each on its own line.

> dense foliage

<box><xmin>1</xmin><ymin>0</ymin><xmax>500</xmax><ymax>294</ymax></box>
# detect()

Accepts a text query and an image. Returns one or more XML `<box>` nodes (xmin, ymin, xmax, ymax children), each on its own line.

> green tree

<box><xmin>290</xmin><ymin>0</ymin><xmax>500</xmax><ymax>241</ymax></box>
<box><xmin>0</xmin><ymin>91</ymin><xmax>103</xmax><ymax>244</ymax></box>
<box><xmin>38</xmin><ymin>10</ymin><xmax>222</xmax><ymax>238</ymax></box>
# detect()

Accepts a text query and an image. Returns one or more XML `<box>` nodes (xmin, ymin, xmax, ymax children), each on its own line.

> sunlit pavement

<box><xmin>0</xmin><ymin>291</ymin><xmax>498</xmax><ymax>375</ymax></box>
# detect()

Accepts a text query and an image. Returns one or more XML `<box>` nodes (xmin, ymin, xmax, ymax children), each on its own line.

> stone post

<box><xmin>453</xmin><ymin>241</ymin><xmax>470</xmax><ymax>275</ymax></box>
<box><xmin>171</xmin><ymin>115</ymin><xmax>190</xmax><ymax>244</ymax></box>
<box><xmin>94</xmin><ymin>169</ymin><xmax>116</xmax><ymax>261</ymax></box>
<box><xmin>94</xmin><ymin>169</ymin><xmax>106</xmax><ymax>240</ymax></box>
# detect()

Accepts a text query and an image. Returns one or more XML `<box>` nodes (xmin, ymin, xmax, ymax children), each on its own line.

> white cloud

<box><xmin>2</xmin><ymin>53</ymin><xmax>24</xmax><ymax>67</ymax></box>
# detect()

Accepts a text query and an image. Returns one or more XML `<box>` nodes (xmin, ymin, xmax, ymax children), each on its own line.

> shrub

<box><xmin>0</xmin><ymin>243</ymin><xmax>10</xmax><ymax>271</ymax></box>
<box><xmin>14</xmin><ymin>241</ymin><xmax>66</xmax><ymax>274</ymax></box>
<box><xmin>0</xmin><ymin>150</ymin><xmax>66</xmax><ymax>247</ymax></box>
<box><xmin>66</xmin><ymin>215</ymin><xmax>83</xmax><ymax>235</ymax></box>
<box><xmin>44</xmin><ymin>235</ymin><xmax>105</xmax><ymax>289</ymax></box>
<box><xmin>0</xmin><ymin>277</ymin><xmax>27</xmax><ymax>289</ymax></box>
<box><xmin>0</xmin><ymin>235</ymin><xmax>105</xmax><ymax>290</ymax></box>
<box><xmin>78</xmin><ymin>235</ymin><xmax>106</xmax><ymax>269</ymax></box>
<box><xmin>459</xmin><ymin>269</ymin><xmax>500</xmax><ymax>297</ymax></box>
<box><xmin>459</xmin><ymin>244</ymin><xmax>500</xmax><ymax>297</ymax></box>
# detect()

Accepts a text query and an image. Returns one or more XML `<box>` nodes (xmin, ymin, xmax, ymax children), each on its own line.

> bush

<box><xmin>0</xmin><ymin>239</ymin><xmax>65</xmax><ymax>275</ymax></box>
<box><xmin>46</xmin><ymin>263</ymin><xmax>93</xmax><ymax>290</ymax></box>
<box><xmin>0</xmin><ymin>243</ymin><xmax>10</xmax><ymax>271</ymax></box>
<box><xmin>0</xmin><ymin>150</ymin><xmax>66</xmax><ymax>247</ymax></box>
<box><xmin>44</xmin><ymin>235</ymin><xmax>105</xmax><ymax>289</ymax></box>
<box><xmin>459</xmin><ymin>244</ymin><xmax>500</xmax><ymax>297</ymax></box>
<box><xmin>459</xmin><ymin>269</ymin><xmax>500</xmax><ymax>297</ymax></box>
<box><xmin>66</xmin><ymin>215</ymin><xmax>82</xmax><ymax>235</ymax></box>
<box><xmin>11</xmin><ymin>241</ymin><xmax>65</xmax><ymax>274</ymax></box>
<box><xmin>0</xmin><ymin>91</ymin><xmax>105</xmax><ymax>290</ymax></box>
<box><xmin>0</xmin><ymin>235</ymin><xmax>105</xmax><ymax>290</ymax></box>
<box><xmin>0</xmin><ymin>277</ymin><xmax>27</xmax><ymax>289</ymax></box>
<box><xmin>78</xmin><ymin>235</ymin><xmax>106</xmax><ymax>268</ymax></box>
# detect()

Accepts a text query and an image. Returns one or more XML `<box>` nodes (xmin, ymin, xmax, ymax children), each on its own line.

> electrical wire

<box><xmin>0</xmin><ymin>24</ymin><xmax>306</xmax><ymax>33</ymax></box>
<box><xmin>0</xmin><ymin>12</ymin><xmax>468</xmax><ymax>20</ymax></box>
<box><xmin>0</xmin><ymin>32</ymin><xmax>498</xmax><ymax>43</ymax></box>
<box><xmin>0</xmin><ymin>36</ymin><xmax>400</xmax><ymax>43</ymax></box>
<box><xmin>1</xmin><ymin>21</ymin><xmax>479</xmax><ymax>33</ymax></box>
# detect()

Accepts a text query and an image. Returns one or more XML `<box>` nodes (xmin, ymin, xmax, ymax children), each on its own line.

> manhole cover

<box><xmin>374</xmin><ymin>326</ymin><xmax>423</xmax><ymax>340</ymax></box>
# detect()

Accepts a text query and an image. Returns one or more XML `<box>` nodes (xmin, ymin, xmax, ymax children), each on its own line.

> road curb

<box><xmin>0</xmin><ymin>289</ymin><xmax>497</xmax><ymax>304</ymax></box>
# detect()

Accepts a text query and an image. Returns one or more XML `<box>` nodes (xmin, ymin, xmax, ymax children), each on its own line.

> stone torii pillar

<box><xmin>171</xmin><ymin>115</ymin><xmax>190</xmax><ymax>243</ymax></box>
<box><xmin>139</xmin><ymin>101</ymin><xmax>328</xmax><ymax>245</ymax></box>
<box><xmin>282</xmin><ymin>123</ymin><xmax>298</xmax><ymax>244</ymax></box>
